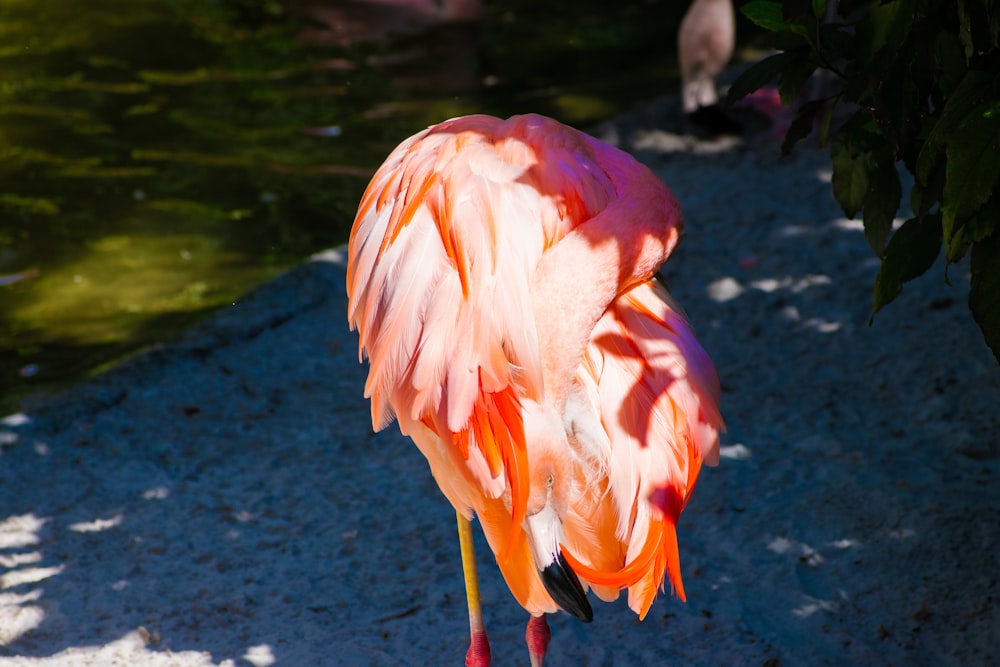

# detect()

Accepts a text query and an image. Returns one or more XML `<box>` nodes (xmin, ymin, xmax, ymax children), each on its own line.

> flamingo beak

<box><xmin>525</xmin><ymin>505</ymin><xmax>594</xmax><ymax>622</ymax></box>
<box><xmin>539</xmin><ymin>550</ymin><xmax>593</xmax><ymax>622</ymax></box>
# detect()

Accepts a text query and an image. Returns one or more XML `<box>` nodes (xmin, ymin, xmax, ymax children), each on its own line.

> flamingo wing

<box><xmin>346</xmin><ymin>114</ymin><xmax>627</xmax><ymax>531</ymax></box>
<box><xmin>561</xmin><ymin>278</ymin><xmax>724</xmax><ymax>618</ymax></box>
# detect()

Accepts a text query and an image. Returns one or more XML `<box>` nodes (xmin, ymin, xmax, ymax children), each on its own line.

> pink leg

<box><xmin>466</xmin><ymin>628</ymin><xmax>491</xmax><ymax>667</ymax></box>
<box><xmin>525</xmin><ymin>614</ymin><xmax>551</xmax><ymax>667</ymax></box>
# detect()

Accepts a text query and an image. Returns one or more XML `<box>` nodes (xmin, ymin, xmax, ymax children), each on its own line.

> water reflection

<box><xmin>0</xmin><ymin>0</ymin><xmax>689</xmax><ymax>413</ymax></box>
<box><xmin>289</xmin><ymin>0</ymin><xmax>483</xmax><ymax>46</ymax></box>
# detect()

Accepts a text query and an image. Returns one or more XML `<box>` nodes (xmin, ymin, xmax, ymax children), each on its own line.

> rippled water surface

<box><xmin>1</xmin><ymin>0</ymin><xmax>693</xmax><ymax>412</ymax></box>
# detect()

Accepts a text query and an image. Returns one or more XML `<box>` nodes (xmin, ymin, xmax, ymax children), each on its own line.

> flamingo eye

<box><xmin>544</xmin><ymin>473</ymin><xmax>554</xmax><ymax>488</ymax></box>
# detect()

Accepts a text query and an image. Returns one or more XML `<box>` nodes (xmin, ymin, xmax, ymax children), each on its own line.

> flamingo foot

<box><xmin>466</xmin><ymin>629</ymin><xmax>491</xmax><ymax>667</ymax></box>
<box><xmin>525</xmin><ymin>614</ymin><xmax>551</xmax><ymax>667</ymax></box>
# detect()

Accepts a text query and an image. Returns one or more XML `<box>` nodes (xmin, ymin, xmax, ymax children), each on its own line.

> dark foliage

<box><xmin>730</xmin><ymin>0</ymin><xmax>1000</xmax><ymax>362</ymax></box>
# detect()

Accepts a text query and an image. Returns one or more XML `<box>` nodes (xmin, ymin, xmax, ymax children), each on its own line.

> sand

<box><xmin>1</xmin><ymin>95</ymin><xmax>997</xmax><ymax>666</ymax></box>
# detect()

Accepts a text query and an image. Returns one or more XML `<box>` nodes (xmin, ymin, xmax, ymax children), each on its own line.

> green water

<box><xmin>0</xmin><ymin>0</ymin><xmax>690</xmax><ymax>414</ymax></box>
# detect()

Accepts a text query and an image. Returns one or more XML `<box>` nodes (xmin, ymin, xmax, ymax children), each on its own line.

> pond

<box><xmin>0</xmin><ymin>0</ymin><xmax>701</xmax><ymax>414</ymax></box>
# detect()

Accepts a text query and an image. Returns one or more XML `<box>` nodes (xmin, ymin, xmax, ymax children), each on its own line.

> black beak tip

<box><xmin>540</xmin><ymin>552</ymin><xmax>594</xmax><ymax>623</ymax></box>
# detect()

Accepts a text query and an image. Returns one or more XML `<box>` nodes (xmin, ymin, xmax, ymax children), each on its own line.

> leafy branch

<box><xmin>729</xmin><ymin>0</ymin><xmax>1000</xmax><ymax>362</ymax></box>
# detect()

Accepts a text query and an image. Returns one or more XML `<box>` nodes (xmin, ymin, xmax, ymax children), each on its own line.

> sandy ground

<box><xmin>1</xmin><ymin>95</ymin><xmax>998</xmax><ymax>667</ymax></box>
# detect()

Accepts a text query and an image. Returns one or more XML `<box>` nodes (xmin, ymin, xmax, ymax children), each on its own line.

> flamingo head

<box><xmin>520</xmin><ymin>403</ymin><xmax>593</xmax><ymax>622</ymax></box>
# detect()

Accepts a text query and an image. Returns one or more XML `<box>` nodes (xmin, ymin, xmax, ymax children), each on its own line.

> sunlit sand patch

<box><xmin>0</xmin><ymin>590</ymin><xmax>45</xmax><ymax>645</ymax></box>
<box><xmin>68</xmin><ymin>514</ymin><xmax>124</xmax><ymax>533</ymax></box>
<box><xmin>0</xmin><ymin>514</ymin><xmax>47</xmax><ymax>550</ymax></box>
<box><xmin>706</xmin><ymin>276</ymin><xmax>744</xmax><ymax>302</ymax></box>
<box><xmin>0</xmin><ymin>565</ymin><xmax>65</xmax><ymax>589</ymax></box>
<box><xmin>0</xmin><ymin>514</ymin><xmax>52</xmax><ymax>646</ymax></box>
<box><xmin>718</xmin><ymin>443</ymin><xmax>751</xmax><ymax>460</ymax></box>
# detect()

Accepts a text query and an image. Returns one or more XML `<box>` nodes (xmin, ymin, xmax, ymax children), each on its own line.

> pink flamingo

<box><xmin>679</xmin><ymin>0</ymin><xmax>735</xmax><ymax>114</ymax></box>
<box><xmin>347</xmin><ymin>114</ymin><xmax>724</xmax><ymax>666</ymax></box>
<box><xmin>288</xmin><ymin>0</ymin><xmax>481</xmax><ymax>46</ymax></box>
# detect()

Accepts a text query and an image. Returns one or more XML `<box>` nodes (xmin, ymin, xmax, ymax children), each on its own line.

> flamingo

<box><xmin>289</xmin><ymin>0</ymin><xmax>481</xmax><ymax>46</ymax></box>
<box><xmin>679</xmin><ymin>0</ymin><xmax>735</xmax><ymax>117</ymax></box>
<box><xmin>346</xmin><ymin>114</ymin><xmax>724</xmax><ymax>666</ymax></box>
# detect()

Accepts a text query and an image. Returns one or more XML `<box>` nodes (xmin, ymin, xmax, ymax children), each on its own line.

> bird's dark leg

<box><xmin>525</xmin><ymin>614</ymin><xmax>551</xmax><ymax>667</ymax></box>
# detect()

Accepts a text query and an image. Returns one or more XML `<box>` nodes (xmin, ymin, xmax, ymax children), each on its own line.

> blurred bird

<box><xmin>347</xmin><ymin>114</ymin><xmax>724</xmax><ymax>666</ymax></box>
<box><xmin>679</xmin><ymin>0</ymin><xmax>737</xmax><ymax>131</ymax></box>
<box><xmin>289</xmin><ymin>0</ymin><xmax>481</xmax><ymax>46</ymax></box>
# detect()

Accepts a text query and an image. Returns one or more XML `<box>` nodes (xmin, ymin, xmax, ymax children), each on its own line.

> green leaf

<box><xmin>865</xmin><ymin>0</ymin><xmax>916</xmax><ymax>62</ymax></box>
<box><xmin>969</xmin><ymin>230</ymin><xmax>1000</xmax><ymax>364</ymax></box>
<box><xmin>777</xmin><ymin>50</ymin><xmax>818</xmax><ymax>106</ymax></box>
<box><xmin>812</xmin><ymin>0</ymin><xmax>827</xmax><ymax>18</ymax></box>
<box><xmin>941</xmin><ymin>99</ymin><xmax>1000</xmax><ymax>261</ymax></box>
<box><xmin>870</xmin><ymin>46</ymin><xmax>925</xmax><ymax>162</ymax></box>
<box><xmin>961</xmin><ymin>187</ymin><xmax>1000</xmax><ymax>246</ymax></box>
<box><xmin>726</xmin><ymin>52</ymin><xmax>800</xmax><ymax>103</ymax></box>
<box><xmin>832</xmin><ymin>144</ymin><xmax>868</xmax><ymax>219</ymax></box>
<box><xmin>781</xmin><ymin>99</ymin><xmax>824</xmax><ymax>155</ymax></box>
<box><xmin>909</xmin><ymin>180</ymin><xmax>938</xmax><ymax>218</ymax></box>
<box><xmin>943</xmin><ymin>187</ymin><xmax>1000</xmax><ymax>264</ymax></box>
<box><xmin>830</xmin><ymin>113</ymin><xmax>900</xmax><ymax>254</ymax></box>
<box><xmin>957</xmin><ymin>0</ymin><xmax>975</xmax><ymax>58</ymax></box>
<box><xmin>916</xmin><ymin>70</ymin><xmax>997</xmax><ymax>185</ymax></box>
<box><xmin>831</xmin><ymin>113</ymin><xmax>874</xmax><ymax>219</ymax></box>
<box><xmin>872</xmin><ymin>213</ymin><xmax>942</xmax><ymax>315</ymax></box>
<box><xmin>740</xmin><ymin>1</ymin><xmax>790</xmax><ymax>32</ymax></box>
<box><xmin>816</xmin><ymin>97</ymin><xmax>835</xmax><ymax>148</ymax></box>
<box><xmin>935</xmin><ymin>30</ymin><xmax>968</xmax><ymax>96</ymax></box>
<box><xmin>864</xmin><ymin>146</ymin><xmax>903</xmax><ymax>255</ymax></box>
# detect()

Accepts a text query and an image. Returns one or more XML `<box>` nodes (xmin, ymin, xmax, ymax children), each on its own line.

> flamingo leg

<box><xmin>457</xmin><ymin>512</ymin><xmax>491</xmax><ymax>667</ymax></box>
<box><xmin>525</xmin><ymin>614</ymin><xmax>551</xmax><ymax>667</ymax></box>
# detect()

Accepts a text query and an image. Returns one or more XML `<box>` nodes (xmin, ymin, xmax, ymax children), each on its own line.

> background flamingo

<box><xmin>678</xmin><ymin>0</ymin><xmax>739</xmax><ymax>134</ymax></box>
<box><xmin>288</xmin><ymin>0</ymin><xmax>481</xmax><ymax>46</ymax></box>
<box><xmin>679</xmin><ymin>0</ymin><xmax>735</xmax><ymax>114</ymax></box>
<box><xmin>346</xmin><ymin>114</ymin><xmax>724</xmax><ymax>666</ymax></box>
